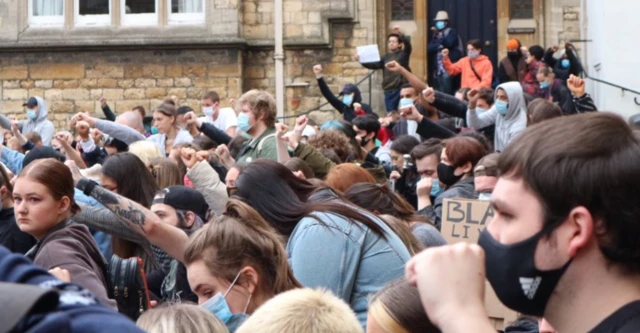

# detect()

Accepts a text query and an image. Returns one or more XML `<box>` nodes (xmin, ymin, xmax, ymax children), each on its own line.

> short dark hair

<box><xmin>410</xmin><ymin>138</ymin><xmax>443</xmax><ymax>162</ymax></box>
<box><xmin>390</xmin><ymin>135</ymin><xmax>420</xmax><ymax>155</ymax></box>
<box><xmin>500</xmin><ymin>112</ymin><xmax>640</xmax><ymax>273</ymax></box>
<box><xmin>457</xmin><ymin>130</ymin><xmax>493</xmax><ymax>153</ymax></box>
<box><xmin>201</xmin><ymin>91</ymin><xmax>220</xmax><ymax>103</ymax></box>
<box><xmin>528</xmin><ymin>45</ymin><xmax>545</xmax><ymax>61</ymax></box>
<box><xmin>192</xmin><ymin>135</ymin><xmax>217</xmax><ymax>151</ymax></box>
<box><xmin>538</xmin><ymin>65</ymin><xmax>554</xmax><ymax>77</ymax></box>
<box><xmin>467</xmin><ymin>39</ymin><xmax>483</xmax><ymax>50</ymax></box>
<box><xmin>176</xmin><ymin>106</ymin><xmax>194</xmax><ymax>116</ymax></box>
<box><xmin>527</xmin><ymin>98</ymin><xmax>562</xmax><ymax>126</ymax></box>
<box><xmin>351</xmin><ymin>114</ymin><xmax>381</xmax><ymax>136</ymax></box>
<box><xmin>387</xmin><ymin>33</ymin><xmax>402</xmax><ymax>42</ymax></box>
<box><xmin>401</xmin><ymin>82</ymin><xmax>414</xmax><ymax>89</ymax></box>
<box><xmin>478</xmin><ymin>87</ymin><xmax>495</xmax><ymax>106</ymax></box>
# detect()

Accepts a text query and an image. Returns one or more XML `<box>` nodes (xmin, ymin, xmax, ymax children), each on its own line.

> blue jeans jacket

<box><xmin>287</xmin><ymin>211</ymin><xmax>411</xmax><ymax>329</ymax></box>
<box><xmin>1</xmin><ymin>147</ymin><xmax>112</xmax><ymax>257</ymax></box>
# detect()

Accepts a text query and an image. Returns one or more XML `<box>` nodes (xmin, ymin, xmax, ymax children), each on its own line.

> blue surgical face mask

<box><xmin>430</xmin><ymin>178</ymin><xmax>444</xmax><ymax>197</ymax></box>
<box><xmin>475</xmin><ymin>107</ymin><xmax>487</xmax><ymax>114</ymax></box>
<box><xmin>435</xmin><ymin>21</ymin><xmax>446</xmax><ymax>30</ymax></box>
<box><xmin>342</xmin><ymin>94</ymin><xmax>353</xmax><ymax>106</ymax></box>
<box><xmin>26</xmin><ymin>109</ymin><xmax>37</xmax><ymax>121</ymax></box>
<box><xmin>150</xmin><ymin>126</ymin><xmax>159</xmax><ymax>135</ymax></box>
<box><xmin>468</xmin><ymin>50</ymin><xmax>480</xmax><ymax>59</ymax></box>
<box><xmin>399</xmin><ymin>98</ymin><xmax>414</xmax><ymax>109</ymax></box>
<box><xmin>540</xmin><ymin>81</ymin><xmax>550</xmax><ymax>89</ymax></box>
<box><xmin>201</xmin><ymin>271</ymin><xmax>251</xmax><ymax>332</ymax></box>
<box><xmin>495</xmin><ymin>100</ymin><xmax>509</xmax><ymax>116</ymax></box>
<box><xmin>237</xmin><ymin>113</ymin><xmax>252</xmax><ymax>133</ymax></box>
<box><xmin>478</xmin><ymin>192</ymin><xmax>492</xmax><ymax>201</ymax></box>
<box><xmin>561</xmin><ymin>59</ymin><xmax>570</xmax><ymax>69</ymax></box>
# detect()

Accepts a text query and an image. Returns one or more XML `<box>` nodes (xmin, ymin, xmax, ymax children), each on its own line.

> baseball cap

<box><xmin>22</xmin><ymin>146</ymin><xmax>65</xmax><ymax>169</ymax></box>
<box><xmin>152</xmin><ymin>186</ymin><xmax>209</xmax><ymax>221</ymax></box>
<box><xmin>22</xmin><ymin>97</ymin><xmax>38</xmax><ymax>108</ymax></box>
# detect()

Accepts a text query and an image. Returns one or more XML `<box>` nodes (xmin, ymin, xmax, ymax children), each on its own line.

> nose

<box><xmin>15</xmin><ymin>200</ymin><xmax>27</xmax><ymax>215</ymax></box>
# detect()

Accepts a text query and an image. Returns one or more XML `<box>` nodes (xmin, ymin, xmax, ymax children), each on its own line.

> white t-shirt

<box><xmin>199</xmin><ymin>107</ymin><xmax>238</xmax><ymax>132</ymax></box>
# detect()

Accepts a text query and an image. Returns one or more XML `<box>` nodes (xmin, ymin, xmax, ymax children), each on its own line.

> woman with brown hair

<box><xmin>16</xmin><ymin>158</ymin><xmax>115</xmax><ymax>308</ymax></box>
<box><xmin>325</xmin><ymin>163</ymin><xmax>376</xmax><ymax>193</ymax></box>
<box><xmin>345</xmin><ymin>183</ymin><xmax>446</xmax><ymax>248</ymax></box>
<box><xmin>149</xmin><ymin>157</ymin><xmax>184</xmax><ymax>189</ymax></box>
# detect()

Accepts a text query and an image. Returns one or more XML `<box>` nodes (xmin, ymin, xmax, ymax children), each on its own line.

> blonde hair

<box><xmin>236</xmin><ymin>89</ymin><xmax>277</xmax><ymax>128</ymax></box>
<box><xmin>149</xmin><ymin>157</ymin><xmax>183</xmax><ymax>189</ymax></box>
<box><xmin>236</xmin><ymin>288</ymin><xmax>363</xmax><ymax>333</ymax></box>
<box><xmin>128</xmin><ymin>141</ymin><xmax>163</xmax><ymax>166</ymax></box>
<box><xmin>136</xmin><ymin>303</ymin><xmax>228</xmax><ymax>333</ymax></box>
<box><xmin>183</xmin><ymin>199</ymin><xmax>301</xmax><ymax>309</ymax></box>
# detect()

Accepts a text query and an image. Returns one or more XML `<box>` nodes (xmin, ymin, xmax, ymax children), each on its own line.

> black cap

<box><xmin>176</xmin><ymin>106</ymin><xmax>194</xmax><ymax>116</ymax></box>
<box><xmin>22</xmin><ymin>97</ymin><xmax>38</xmax><ymax>108</ymax></box>
<box><xmin>22</xmin><ymin>146</ymin><xmax>65</xmax><ymax>169</ymax></box>
<box><xmin>104</xmin><ymin>137</ymin><xmax>129</xmax><ymax>152</ymax></box>
<box><xmin>153</xmin><ymin>186</ymin><xmax>209</xmax><ymax>221</ymax></box>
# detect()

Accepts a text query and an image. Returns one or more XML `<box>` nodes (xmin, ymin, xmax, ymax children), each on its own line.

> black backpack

<box><xmin>105</xmin><ymin>255</ymin><xmax>151</xmax><ymax>321</ymax></box>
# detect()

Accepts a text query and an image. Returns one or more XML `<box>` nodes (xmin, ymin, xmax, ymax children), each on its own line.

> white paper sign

<box><xmin>356</xmin><ymin>45</ymin><xmax>381</xmax><ymax>63</ymax></box>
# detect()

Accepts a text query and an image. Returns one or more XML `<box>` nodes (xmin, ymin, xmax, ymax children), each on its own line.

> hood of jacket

<box><xmin>31</xmin><ymin>96</ymin><xmax>49</xmax><ymax>123</ymax></box>
<box><xmin>492</xmin><ymin>82</ymin><xmax>528</xmax><ymax>151</ymax></box>
<box><xmin>38</xmin><ymin>223</ymin><xmax>106</xmax><ymax>267</ymax></box>
<box><xmin>342</xmin><ymin>84</ymin><xmax>363</xmax><ymax>104</ymax></box>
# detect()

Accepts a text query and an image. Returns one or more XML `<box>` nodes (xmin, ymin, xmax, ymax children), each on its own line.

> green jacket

<box><xmin>236</xmin><ymin>127</ymin><xmax>277</xmax><ymax>163</ymax></box>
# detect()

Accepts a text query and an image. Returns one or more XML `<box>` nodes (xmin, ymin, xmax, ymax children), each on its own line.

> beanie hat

<box><xmin>506</xmin><ymin>39</ymin><xmax>520</xmax><ymax>50</ymax></box>
<box><xmin>22</xmin><ymin>146</ymin><xmax>65</xmax><ymax>169</ymax></box>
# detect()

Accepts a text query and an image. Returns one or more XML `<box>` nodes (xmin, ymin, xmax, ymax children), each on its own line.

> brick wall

<box><xmin>0</xmin><ymin>49</ymin><xmax>241</xmax><ymax>129</ymax></box>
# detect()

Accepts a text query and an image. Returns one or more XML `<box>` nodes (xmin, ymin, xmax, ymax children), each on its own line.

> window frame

<box><xmin>167</xmin><ymin>0</ymin><xmax>205</xmax><ymax>25</ymax></box>
<box><xmin>28</xmin><ymin>0</ymin><xmax>65</xmax><ymax>27</ymax></box>
<box><xmin>75</xmin><ymin>0</ymin><xmax>112</xmax><ymax>27</ymax></box>
<box><xmin>121</xmin><ymin>0</ymin><xmax>159</xmax><ymax>26</ymax></box>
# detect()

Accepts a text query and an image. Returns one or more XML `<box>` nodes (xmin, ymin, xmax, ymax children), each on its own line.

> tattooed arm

<box><xmin>76</xmin><ymin>178</ymin><xmax>189</xmax><ymax>262</ymax></box>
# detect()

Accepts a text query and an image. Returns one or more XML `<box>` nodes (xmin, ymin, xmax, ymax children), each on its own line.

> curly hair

<box><xmin>307</xmin><ymin>130</ymin><xmax>354</xmax><ymax>163</ymax></box>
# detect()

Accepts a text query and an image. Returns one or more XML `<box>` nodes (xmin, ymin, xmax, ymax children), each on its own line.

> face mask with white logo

<box><xmin>478</xmin><ymin>226</ymin><xmax>572</xmax><ymax>316</ymax></box>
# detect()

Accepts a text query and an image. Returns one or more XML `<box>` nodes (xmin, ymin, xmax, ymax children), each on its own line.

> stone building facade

<box><xmin>0</xmin><ymin>0</ymin><xmax>582</xmax><ymax>129</ymax></box>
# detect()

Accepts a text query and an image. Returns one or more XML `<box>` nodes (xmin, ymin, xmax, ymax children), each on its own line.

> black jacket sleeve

<box><xmin>397</xmin><ymin>35</ymin><xmax>413</xmax><ymax>69</ymax></box>
<box><xmin>199</xmin><ymin>122</ymin><xmax>232</xmax><ymax>145</ymax></box>
<box><xmin>416</xmin><ymin>117</ymin><xmax>456</xmax><ymax>140</ymax></box>
<box><xmin>432</xmin><ymin>91</ymin><xmax>469</xmax><ymax>119</ymax></box>
<box><xmin>82</xmin><ymin>147</ymin><xmax>108</xmax><ymax>167</ymax></box>
<box><xmin>573</xmin><ymin>94</ymin><xmax>597</xmax><ymax>113</ymax></box>
<box><xmin>317</xmin><ymin>77</ymin><xmax>347</xmax><ymax>114</ymax></box>
<box><xmin>555</xmin><ymin>85</ymin><xmax>576</xmax><ymax>115</ymax></box>
<box><xmin>101</xmin><ymin>105</ymin><xmax>117</xmax><ymax>122</ymax></box>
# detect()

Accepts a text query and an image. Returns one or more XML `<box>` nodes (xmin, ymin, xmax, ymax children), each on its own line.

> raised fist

<box><xmin>441</xmin><ymin>48</ymin><xmax>450</xmax><ymax>58</ymax></box>
<box><xmin>313</xmin><ymin>64</ymin><xmax>323</xmax><ymax>75</ymax></box>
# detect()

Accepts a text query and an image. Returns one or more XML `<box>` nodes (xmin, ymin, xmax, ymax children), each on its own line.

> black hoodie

<box><xmin>0</xmin><ymin>207</ymin><xmax>36</xmax><ymax>254</ymax></box>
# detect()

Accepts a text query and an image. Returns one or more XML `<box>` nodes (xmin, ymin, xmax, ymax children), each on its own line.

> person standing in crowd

<box><xmin>521</xmin><ymin>45</ymin><xmax>545</xmax><ymax>98</ymax></box>
<box><xmin>352</xmin><ymin>115</ymin><xmax>392</xmax><ymax>167</ymax></box>
<box><xmin>356</xmin><ymin>26</ymin><xmax>412</xmax><ymax>113</ymax></box>
<box><xmin>466</xmin><ymin>82</ymin><xmax>528</xmax><ymax>151</ymax></box>
<box><xmin>407</xmin><ymin>112</ymin><xmax>640</xmax><ymax>333</ymax></box>
<box><xmin>417</xmin><ymin>136</ymin><xmax>485</xmax><ymax>228</ymax></box>
<box><xmin>15</xmin><ymin>159</ymin><xmax>115</xmax><ymax>309</ymax></box>
<box><xmin>442</xmin><ymin>39</ymin><xmax>493</xmax><ymax>89</ymax></box>
<box><xmin>428</xmin><ymin>10</ymin><xmax>463</xmax><ymax>95</ymax></box>
<box><xmin>0</xmin><ymin>96</ymin><xmax>55</xmax><ymax>146</ymax></box>
<box><xmin>498</xmin><ymin>39</ymin><xmax>527</xmax><ymax>84</ymax></box>
<box><xmin>233</xmin><ymin>90</ymin><xmax>278</xmax><ymax>163</ymax></box>
<box><xmin>199</xmin><ymin>91</ymin><xmax>237</xmax><ymax>137</ymax></box>
<box><xmin>543</xmin><ymin>43</ymin><xmax>582</xmax><ymax>82</ymax></box>
<box><xmin>313</xmin><ymin>64</ymin><xmax>375</xmax><ymax>122</ymax></box>
<box><xmin>535</xmin><ymin>65</ymin><xmax>575</xmax><ymax>114</ymax></box>
<box><xmin>0</xmin><ymin>163</ymin><xmax>35</xmax><ymax>254</ymax></box>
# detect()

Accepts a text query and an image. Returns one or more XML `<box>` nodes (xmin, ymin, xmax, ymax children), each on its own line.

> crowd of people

<box><xmin>0</xmin><ymin>8</ymin><xmax>638</xmax><ymax>333</ymax></box>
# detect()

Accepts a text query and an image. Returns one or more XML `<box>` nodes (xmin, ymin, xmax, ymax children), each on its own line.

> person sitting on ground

<box><xmin>137</xmin><ymin>303</ymin><xmax>229</xmax><ymax>333</ymax></box>
<box><xmin>535</xmin><ymin>65</ymin><xmax>575</xmax><ymax>115</ymax></box>
<box><xmin>442</xmin><ymin>39</ymin><xmax>493</xmax><ymax>89</ymax></box>
<box><xmin>526</xmin><ymin>98</ymin><xmax>563</xmax><ymax>126</ymax></box>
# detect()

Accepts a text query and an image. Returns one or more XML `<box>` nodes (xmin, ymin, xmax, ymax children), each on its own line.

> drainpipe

<box><xmin>274</xmin><ymin>0</ymin><xmax>285</xmax><ymax>119</ymax></box>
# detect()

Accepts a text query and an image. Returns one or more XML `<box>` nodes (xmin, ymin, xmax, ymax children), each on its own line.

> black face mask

<box><xmin>360</xmin><ymin>136</ymin><xmax>370</xmax><ymax>147</ymax></box>
<box><xmin>478</xmin><ymin>227</ymin><xmax>572</xmax><ymax>317</ymax></box>
<box><xmin>507</xmin><ymin>51</ymin><xmax>519</xmax><ymax>59</ymax></box>
<box><xmin>437</xmin><ymin>162</ymin><xmax>463</xmax><ymax>186</ymax></box>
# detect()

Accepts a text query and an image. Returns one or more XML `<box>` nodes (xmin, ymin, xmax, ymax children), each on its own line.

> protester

<box><xmin>356</xmin><ymin>26</ymin><xmax>412</xmax><ymax>112</ymax></box>
<box><xmin>410</xmin><ymin>139</ymin><xmax>444</xmax><ymax>201</ymax></box>
<box><xmin>521</xmin><ymin>45</ymin><xmax>545</xmax><ymax>98</ymax></box>
<box><xmin>466</xmin><ymin>82</ymin><xmax>527</xmax><ymax>151</ymax></box>
<box><xmin>283</xmin><ymin>157</ymin><xmax>315</xmax><ymax>179</ymax></box>
<box><xmin>498</xmin><ymin>39</ymin><xmax>527</xmax><ymax>84</ymax></box>
<box><xmin>526</xmin><ymin>98</ymin><xmax>563</xmax><ymax>126</ymax></box>
<box><xmin>149</xmin><ymin>157</ymin><xmax>184</xmax><ymax>189</ymax></box>
<box><xmin>0</xmin><ymin>96</ymin><xmax>55</xmax><ymax>146</ymax></box>
<box><xmin>407</xmin><ymin>112</ymin><xmax>640</xmax><ymax>332</ymax></box>
<box><xmin>442</xmin><ymin>39</ymin><xmax>493</xmax><ymax>89</ymax></box>
<box><xmin>566</xmin><ymin>74</ymin><xmax>598</xmax><ymax>113</ymax></box>
<box><xmin>428</xmin><ymin>10</ymin><xmax>463</xmax><ymax>95</ymax></box>
<box><xmin>352</xmin><ymin>114</ymin><xmax>392</xmax><ymax>167</ymax></box>
<box><xmin>313</xmin><ymin>64</ymin><xmax>375</xmax><ymax>122</ymax></box>
<box><xmin>233</xmin><ymin>90</ymin><xmax>278</xmax><ymax>163</ymax></box>
<box><xmin>543</xmin><ymin>43</ymin><xmax>582</xmax><ymax>81</ymax></box>
<box><xmin>324</xmin><ymin>163</ymin><xmax>376</xmax><ymax>194</ymax></box>
<box><xmin>536</xmin><ymin>65</ymin><xmax>575</xmax><ymax>114</ymax></box>
<box><xmin>234</xmin><ymin>159</ymin><xmax>411</xmax><ymax>328</ymax></box>
<box><xmin>473</xmin><ymin>152</ymin><xmax>500</xmax><ymax>200</ymax></box>
<box><xmin>367</xmin><ymin>278</ymin><xmax>439</xmax><ymax>333</ymax></box>
<box><xmin>236</xmin><ymin>288</ymin><xmax>362</xmax><ymax>333</ymax></box>
<box><xmin>199</xmin><ymin>91</ymin><xmax>238</xmax><ymax>137</ymax></box>
<box><xmin>418</xmin><ymin>136</ymin><xmax>486</xmax><ymax>228</ymax></box>
<box><xmin>137</xmin><ymin>304</ymin><xmax>229</xmax><ymax>333</ymax></box>
<box><xmin>16</xmin><ymin>159</ymin><xmax>115</xmax><ymax>309</ymax></box>
<box><xmin>390</xmin><ymin>135</ymin><xmax>420</xmax><ymax>171</ymax></box>
<box><xmin>0</xmin><ymin>163</ymin><xmax>35</xmax><ymax>254</ymax></box>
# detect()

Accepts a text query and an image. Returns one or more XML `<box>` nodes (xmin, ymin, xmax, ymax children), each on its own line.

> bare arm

<box><xmin>77</xmin><ymin>179</ymin><xmax>189</xmax><ymax>262</ymax></box>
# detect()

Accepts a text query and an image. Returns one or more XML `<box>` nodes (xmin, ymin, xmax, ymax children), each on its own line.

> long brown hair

<box><xmin>378</xmin><ymin>215</ymin><xmax>424</xmax><ymax>256</ymax></box>
<box><xmin>149</xmin><ymin>157</ymin><xmax>184</xmax><ymax>189</ymax></box>
<box><xmin>18</xmin><ymin>158</ymin><xmax>80</xmax><ymax>215</ymax></box>
<box><xmin>184</xmin><ymin>199</ymin><xmax>301</xmax><ymax>299</ymax></box>
<box><xmin>344</xmin><ymin>183</ymin><xmax>432</xmax><ymax>225</ymax></box>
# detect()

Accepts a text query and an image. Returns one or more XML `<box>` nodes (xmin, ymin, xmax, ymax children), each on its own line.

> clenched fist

<box><xmin>441</xmin><ymin>48</ymin><xmax>450</xmax><ymax>58</ymax></box>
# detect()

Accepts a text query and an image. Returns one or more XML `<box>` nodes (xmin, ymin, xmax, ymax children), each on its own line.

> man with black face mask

<box><xmin>498</xmin><ymin>38</ymin><xmax>527</xmax><ymax>84</ymax></box>
<box><xmin>352</xmin><ymin>115</ymin><xmax>392</xmax><ymax>168</ymax></box>
<box><xmin>406</xmin><ymin>112</ymin><xmax>640</xmax><ymax>333</ymax></box>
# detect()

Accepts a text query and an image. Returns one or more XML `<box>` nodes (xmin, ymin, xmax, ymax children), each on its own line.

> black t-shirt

<box><xmin>590</xmin><ymin>301</ymin><xmax>640</xmax><ymax>333</ymax></box>
<box><xmin>0</xmin><ymin>208</ymin><xmax>36</xmax><ymax>254</ymax></box>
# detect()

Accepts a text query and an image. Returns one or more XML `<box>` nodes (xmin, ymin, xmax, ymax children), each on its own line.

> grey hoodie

<box><xmin>466</xmin><ymin>82</ymin><xmax>528</xmax><ymax>151</ymax></box>
<box><xmin>0</xmin><ymin>96</ymin><xmax>55</xmax><ymax>146</ymax></box>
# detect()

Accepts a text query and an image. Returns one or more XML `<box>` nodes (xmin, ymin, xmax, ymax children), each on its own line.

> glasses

<box><xmin>226</xmin><ymin>186</ymin><xmax>238</xmax><ymax>197</ymax></box>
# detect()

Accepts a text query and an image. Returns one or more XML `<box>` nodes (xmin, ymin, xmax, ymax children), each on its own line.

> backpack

<box><xmin>443</xmin><ymin>27</ymin><xmax>464</xmax><ymax>58</ymax></box>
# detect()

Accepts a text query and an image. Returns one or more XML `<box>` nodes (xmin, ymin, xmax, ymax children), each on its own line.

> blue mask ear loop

<box><xmin>223</xmin><ymin>269</ymin><xmax>253</xmax><ymax>314</ymax></box>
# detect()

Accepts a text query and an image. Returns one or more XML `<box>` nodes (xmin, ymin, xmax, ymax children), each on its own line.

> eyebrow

<box><xmin>13</xmin><ymin>192</ymin><xmax>39</xmax><ymax>196</ymax></box>
<box><xmin>491</xmin><ymin>198</ymin><xmax>511</xmax><ymax>213</ymax></box>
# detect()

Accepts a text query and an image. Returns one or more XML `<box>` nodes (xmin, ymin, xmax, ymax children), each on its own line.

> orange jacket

<box><xmin>443</xmin><ymin>55</ymin><xmax>494</xmax><ymax>89</ymax></box>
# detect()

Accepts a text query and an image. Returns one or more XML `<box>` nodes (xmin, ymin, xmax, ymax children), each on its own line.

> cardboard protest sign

<box><xmin>441</xmin><ymin>198</ymin><xmax>519</xmax><ymax>330</ymax></box>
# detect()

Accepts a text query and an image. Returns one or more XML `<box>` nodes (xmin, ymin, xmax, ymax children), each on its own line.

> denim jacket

<box><xmin>1</xmin><ymin>147</ymin><xmax>112</xmax><ymax>257</ymax></box>
<box><xmin>286</xmin><ymin>210</ymin><xmax>411</xmax><ymax>329</ymax></box>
